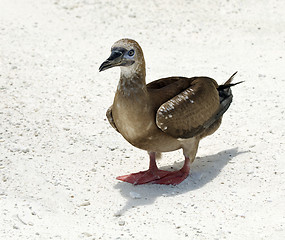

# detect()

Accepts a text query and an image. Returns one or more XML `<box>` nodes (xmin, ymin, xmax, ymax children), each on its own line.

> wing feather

<box><xmin>156</xmin><ymin>77</ymin><xmax>220</xmax><ymax>138</ymax></box>
<box><xmin>106</xmin><ymin>105</ymin><xmax>119</xmax><ymax>132</ymax></box>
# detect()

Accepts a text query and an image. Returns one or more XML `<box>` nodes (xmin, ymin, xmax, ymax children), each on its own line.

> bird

<box><xmin>99</xmin><ymin>38</ymin><xmax>242</xmax><ymax>185</ymax></box>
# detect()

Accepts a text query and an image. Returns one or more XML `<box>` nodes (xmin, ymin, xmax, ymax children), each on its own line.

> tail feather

<box><xmin>211</xmin><ymin>72</ymin><xmax>243</xmax><ymax>126</ymax></box>
<box><xmin>225</xmin><ymin>71</ymin><xmax>238</xmax><ymax>85</ymax></box>
<box><xmin>197</xmin><ymin>72</ymin><xmax>242</xmax><ymax>132</ymax></box>
<box><xmin>217</xmin><ymin>71</ymin><xmax>244</xmax><ymax>91</ymax></box>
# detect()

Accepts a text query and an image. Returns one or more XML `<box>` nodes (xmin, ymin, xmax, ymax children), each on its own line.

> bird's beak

<box><xmin>99</xmin><ymin>49</ymin><xmax>124</xmax><ymax>72</ymax></box>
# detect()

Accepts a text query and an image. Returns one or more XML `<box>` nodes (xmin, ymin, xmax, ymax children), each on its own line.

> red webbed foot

<box><xmin>116</xmin><ymin>169</ymin><xmax>170</xmax><ymax>185</ymax></box>
<box><xmin>117</xmin><ymin>153</ymin><xmax>190</xmax><ymax>185</ymax></box>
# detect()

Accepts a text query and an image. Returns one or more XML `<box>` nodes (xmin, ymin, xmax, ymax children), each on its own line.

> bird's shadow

<box><xmin>114</xmin><ymin>147</ymin><xmax>246</xmax><ymax>215</ymax></box>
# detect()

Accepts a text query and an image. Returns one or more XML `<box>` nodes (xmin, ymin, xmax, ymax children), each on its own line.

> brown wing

<box><xmin>106</xmin><ymin>105</ymin><xmax>119</xmax><ymax>132</ymax></box>
<box><xmin>155</xmin><ymin>77</ymin><xmax>220</xmax><ymax>138</ymax></box>
<box><xmin>147</xmin><ymin>77</ymin><xmax>198</xmax><ymax>108</ymax></box>
<box><xmin>147</xmin><ymin>77</ymin><xmax>186</xmax><ymax>90</ymax></box>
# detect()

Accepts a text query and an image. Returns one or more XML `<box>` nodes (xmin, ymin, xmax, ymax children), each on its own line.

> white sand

<box><xmin>0</xmin><ymin>0</ymin><xmax>285</xmax><ymax>239</ymax></box>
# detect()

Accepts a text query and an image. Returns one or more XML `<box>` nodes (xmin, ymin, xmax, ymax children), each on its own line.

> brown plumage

<box><xmin>99</xmin><ymin>39</ymin><xmax>241</xmax><ymax>185</ymax></box>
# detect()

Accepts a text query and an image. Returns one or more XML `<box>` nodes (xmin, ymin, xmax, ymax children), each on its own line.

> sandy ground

<box><xmin>0</xmin><ymin>0</ymin><xmax>285</xmax><ymax>239</ymax></box>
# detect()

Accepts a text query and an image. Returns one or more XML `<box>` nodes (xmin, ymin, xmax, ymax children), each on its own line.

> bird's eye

<box><xmin>128</xmin><ymin>49</ymin><xmax>135</xmax><ymax>56</ymax></box>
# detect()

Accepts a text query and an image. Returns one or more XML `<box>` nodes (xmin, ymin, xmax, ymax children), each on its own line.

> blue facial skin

<box><xmin>99</xmin><ymin>48</ymin><xmax>135</xmax><ymax>72</ymax></box>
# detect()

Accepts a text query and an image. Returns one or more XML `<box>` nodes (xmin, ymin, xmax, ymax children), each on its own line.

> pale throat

<box><xmin>117</xmin><ymin>63</ymin><xmax>147</xmax><ymax>95</ymax></box>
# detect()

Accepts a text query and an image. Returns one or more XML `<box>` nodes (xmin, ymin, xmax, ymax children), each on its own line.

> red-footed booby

<box><xmin>99</xmin><ymin>38</ymin><xmax>242</xmax><ymax>185</ymax></box>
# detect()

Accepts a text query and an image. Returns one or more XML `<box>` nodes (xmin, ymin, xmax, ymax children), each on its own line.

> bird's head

<box><xmin>99</xmin><ymin>39</ymin><xmax>144</xmax><ymax>73</ymax></box>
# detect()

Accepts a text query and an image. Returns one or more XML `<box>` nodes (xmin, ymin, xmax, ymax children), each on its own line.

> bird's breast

<box><xmin>111</xmin><ymin>92</ymin><xmax>183</xmax><ymax>152</ymax></box>
<box><xmin>112</xmin><ymin>97</ymin><xmax>155</xmax><ymax>143</ymax></box>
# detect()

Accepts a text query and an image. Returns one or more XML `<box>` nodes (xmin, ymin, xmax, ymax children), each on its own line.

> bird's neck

<box><xmin>117</xmin><ymin>62</ymin><xmax>147</xmax><ymax>96</ymax></box>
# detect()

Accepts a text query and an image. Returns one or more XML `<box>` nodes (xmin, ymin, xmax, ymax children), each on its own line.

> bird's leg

<box><xmin>116</xmin><ymin>152</ymin><xmax>170</xmax><ymax>185</ymax></box>
<box><xmin>150</xmin><ymin>156</ymin><xmax>190</xmax><ymax>185</ymax></box>
<box><xmin>116</xmin><ymin>153</ymin><xmax>191</xmax><ymax>185</ymax></box>
<box><xmin>150</xmin><ymin>140</ymin><xmax>198</xmax><ymax>185</ymax></box>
